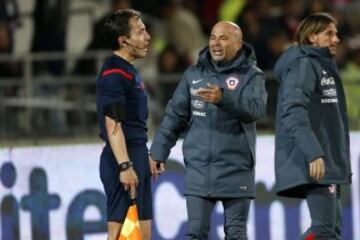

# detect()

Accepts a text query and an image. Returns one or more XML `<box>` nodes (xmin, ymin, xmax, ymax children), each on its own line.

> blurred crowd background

<box><xmin>0</xmin><ymin>0</ymin><xmax>360</xmax><ymax>145</ymax></box>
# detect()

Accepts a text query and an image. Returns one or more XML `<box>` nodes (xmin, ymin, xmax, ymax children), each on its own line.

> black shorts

<box><xmin>99</xmin><ymin>142</ymin><xmax>153</xmax><ymax>222</ymax></box>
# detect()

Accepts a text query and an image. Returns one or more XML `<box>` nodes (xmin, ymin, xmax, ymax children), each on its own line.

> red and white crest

<box><xmin>225</xmin><ymin>76</ymin><xmax>240</xmax><ymax>90</ymax></box>
<box><xmin>328</xmin><ymin>184</ymin><xmax>336</xmax><ymax>194</ymax></box>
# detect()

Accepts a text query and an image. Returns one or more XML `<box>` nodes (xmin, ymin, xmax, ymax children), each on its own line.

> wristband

<box><xmin>119</xmin><ymin>161</ymin><xmax>133</xmax><ymax>172</ymax></box>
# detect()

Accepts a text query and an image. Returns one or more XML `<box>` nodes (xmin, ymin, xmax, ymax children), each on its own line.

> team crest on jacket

<box><xmin>225</xmin><ymin>76</ymin><xmax>239</xmax><ymax>90</ymax></box>
<box><xmin>328</xmin><ymin>184</ymin><xmax>336</xmax><ymax>194</ymax></box>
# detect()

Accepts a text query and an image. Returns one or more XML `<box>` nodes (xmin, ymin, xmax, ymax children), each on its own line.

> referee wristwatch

<box><xmin>118</xmin><ymin>161</ymin><xmax>133</xmax><ymax>172</ymax></box>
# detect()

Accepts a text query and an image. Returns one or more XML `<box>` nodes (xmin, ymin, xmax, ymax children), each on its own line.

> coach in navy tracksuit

<box><xmin>96</xmin><ymin>9</ymin><xmax>160</xmax><ymax>240</ymax></box>
<box><xmin>150</xmin><ymin>21</ymin><xmax>267</xmax><ymax>239</ymax></box>
<box><xmin>274</xmin><ymin>13</ymin><xmax>352</xmax><ymax>239</ymax></box>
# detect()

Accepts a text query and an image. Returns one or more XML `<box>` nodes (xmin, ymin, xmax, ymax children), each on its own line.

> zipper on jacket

<box><xmin>207</xmin><ymin>75</ymin><xmax>218</xmax><ymax>197</ymax></box>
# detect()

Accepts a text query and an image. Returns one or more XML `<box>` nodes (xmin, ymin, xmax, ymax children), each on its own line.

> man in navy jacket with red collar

<box><xmin>96</xmin><ymin>9</ymin><xmax>162</xmax><ymax>240</ymax></box>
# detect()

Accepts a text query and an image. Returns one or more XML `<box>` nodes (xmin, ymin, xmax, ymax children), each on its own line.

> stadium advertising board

<box><xmin>1</xmin><ymin>134</ymin><xmax>359</xmax><ymax>239</ymax></box>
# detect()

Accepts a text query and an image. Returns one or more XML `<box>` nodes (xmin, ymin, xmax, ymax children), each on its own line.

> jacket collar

<box><xmin>197</xmin><ymin>42</ymin><xmax>257</xmax><ymax>73</ymax></box>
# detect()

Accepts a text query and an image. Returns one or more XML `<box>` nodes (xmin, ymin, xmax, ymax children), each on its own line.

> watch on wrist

<box><xmin>118</xmin><ymin>161</ymin><xmax>133</xmax><ymax>172</ymax></box>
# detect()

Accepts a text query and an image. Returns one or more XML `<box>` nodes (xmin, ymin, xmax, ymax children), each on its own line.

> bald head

<box><xmin>212</xmin><ymin>21</ymin><xmax>243</xmax><ymax>41</ymax></box>
<box><xmin>209</xmin><ymin>21</ymin><xmax>243</xmax><ymax>62</ymax></box>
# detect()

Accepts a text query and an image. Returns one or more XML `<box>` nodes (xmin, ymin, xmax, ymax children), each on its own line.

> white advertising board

<box><xmin>0</xmin><ymin>133</ymin><xmax>359</xmax><ymax>239</ymax></box>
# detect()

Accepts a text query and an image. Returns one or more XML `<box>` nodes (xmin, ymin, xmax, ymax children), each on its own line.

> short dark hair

<box><xmin>294</xmin><ymin>12</ymin><xmax>337</xmax><ymax>45</ymax></box>
<box><xmin>104</xmin><ymin>9</ymin><xmax>141</xmax><ymax>50</ymax></box>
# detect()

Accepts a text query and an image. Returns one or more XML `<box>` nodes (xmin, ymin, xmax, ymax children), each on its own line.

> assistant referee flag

<box><xmin>118</xmin><ymin>204</ymin><xmax>142</xmax><ymax>240</ymax></box>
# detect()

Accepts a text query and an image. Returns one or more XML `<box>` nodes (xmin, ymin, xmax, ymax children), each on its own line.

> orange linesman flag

<box><xmin>118</xmin><ymin>204</ymin><xmax>142</xmax><ymax>240</ymax></box>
